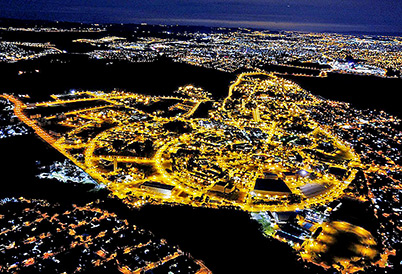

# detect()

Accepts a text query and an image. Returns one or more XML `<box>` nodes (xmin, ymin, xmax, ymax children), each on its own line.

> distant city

<box><xmin>0</xmin><ymin>18</ymin><xmax>402</xmax><ymax>274</ymax></box>
<box><xmin>1</xmin><ymin>20</ymin><xmax>401</xmax><ymax>78</ymax></box>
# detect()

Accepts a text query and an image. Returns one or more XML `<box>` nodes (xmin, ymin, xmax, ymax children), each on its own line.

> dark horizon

<box><xmin>0</xmin><ymin>0</ymin><xmax>401</xmax><ymax>34</ymax></box>
<box><xmin>1</xmin><ymin>16</ymin><xmax>401</xmax><ymax>38</ymax></box>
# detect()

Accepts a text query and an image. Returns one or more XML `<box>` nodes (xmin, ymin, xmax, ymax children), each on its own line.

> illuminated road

<box><xmin>2</xmin><ymin>73</ymin><xmax>361</xmax><ymax>212</ymax></box>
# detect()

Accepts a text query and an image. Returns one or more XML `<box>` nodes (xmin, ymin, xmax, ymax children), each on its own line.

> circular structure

<box><xmin>64</xmin><ymin>72</ymin><xmax>361</xmax><ymax>212</ymax></box>
<box><xmin>301</xmin><ymin>221</ymin><xmax>379</xmax><ymax>273</ymax></box>
<box><xmin>6</xmin><ymin>72</ymin><xmax>361</xmax><ymax>211</ymax></box>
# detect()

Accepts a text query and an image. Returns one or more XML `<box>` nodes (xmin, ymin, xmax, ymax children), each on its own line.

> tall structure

<box><xmin>253</xmin><ymin>107</ymin><xmax>261</xmax><ymax>122</ymax></box>
<box><xmin>113</xmin><ymin>157</ymin><xmax>118</xmax><ymax>172</ymax></box>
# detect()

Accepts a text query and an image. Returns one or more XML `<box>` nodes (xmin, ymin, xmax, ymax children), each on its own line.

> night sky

<box><xmin>0</xmin><ymin>0</ymin><xmax>401</xmax><ymax>33</ymax></box>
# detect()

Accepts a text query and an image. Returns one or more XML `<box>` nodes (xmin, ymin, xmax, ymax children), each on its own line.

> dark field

<box><xmin>284</xmin><ymin>73</ymin><xmax>402</xmax><ymax>119</ymax></box>
<box><xmin>0</xmin><ymin>54</ymin><xmax>235</xmax><ymax>102</ymax></box>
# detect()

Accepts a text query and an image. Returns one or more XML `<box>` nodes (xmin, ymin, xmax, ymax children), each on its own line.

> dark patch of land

<box><xmin>330</xmin><ymin>198</ymin><xmax>379</xmax><ymax>239</ymax></box>
<box><xmin>284</xmin><ymin>73</ymin><xmax>402</xmax><ymax>119</ymax></box>
<box><xmin>0</xmin><ymin>55</ymin><xmax>234</xmax><ymax>102</ymax></box>
<box><xmin>261</xmin><ymin>63</ymin><xmax>321</xmax><ymax>76</ymax></box>
<box><xmin>0</xmin><ymin>135</ymin><xmax>105</xmax><ymax>203</ymax></box>
<box><xmin>100</xmin><ymin>202</ymin><xmax>326</xmax><ymax>274</ymax></box>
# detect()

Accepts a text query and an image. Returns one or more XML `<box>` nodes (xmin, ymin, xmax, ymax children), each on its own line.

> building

<box><xmin>252</xmin><ymin>178</ymin><xmax>292</xmax><ymax>196</ymax></box>
<box><xmin>300</xmin><ymin>183</ymin><xmax>328</xmax><ymax>198</ymax></box>
<box><xmin>140</xmin><ymin>181</ymin><xmax>175</xmax><ymax>197</ymax></box>
<box><xmin>328</xmin><ymin>167</ymin><xmax>347</xmax><ymax>179</ymax></box>
<box><xmin>252</xmin><ymin>107</ymin><xmax>261</xmax><ymax>122</ymax></box>
<box><xmin>263</xmin><ymin>172</ymin><xmax>278</xmax><ymax>179</ymax></box>
<box><xmin>283</xmin><ymin>172</ymin><xmax>297</xmax><ymax>180</ymax></box>
<box><xmin>211</xmin><ymin>181</ymin><xmax>235</xmax><ymax>194</ymax></box>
